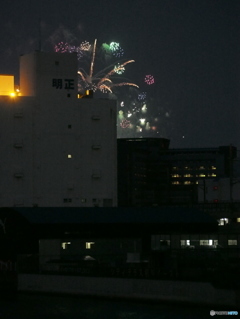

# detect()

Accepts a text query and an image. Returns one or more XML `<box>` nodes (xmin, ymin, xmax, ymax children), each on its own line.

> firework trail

<box><xmin>53</xmin><ymin>38</ymin><xmax>139</xmax><ymax>94</ymax></box>
<box><xmin>76</xmin><ymin>40</ymin><xmax>139</xmax><ymax>94</ymax></box>
<box><xmin>89</xmin><ymin>39</ymin><xmax>97</xmax><ymax>78</ymax></box>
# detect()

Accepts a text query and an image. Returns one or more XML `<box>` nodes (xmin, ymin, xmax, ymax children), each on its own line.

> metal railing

<box><xmin>17</xmin><ymin>248</ymin><xmax>240</xmax><ymax>288</ymax></box>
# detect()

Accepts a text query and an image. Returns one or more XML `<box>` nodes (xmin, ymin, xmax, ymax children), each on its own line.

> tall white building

<box><xmin>0</xmin><ymin>51</ymin><xmax>117</xmax><ymax>207</ymax></box>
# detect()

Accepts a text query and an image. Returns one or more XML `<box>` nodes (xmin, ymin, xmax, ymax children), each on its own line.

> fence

<box><xmin>17</xmin><ymin>248</ymin><xmax>240</xmax><ymax>288</ymax></box>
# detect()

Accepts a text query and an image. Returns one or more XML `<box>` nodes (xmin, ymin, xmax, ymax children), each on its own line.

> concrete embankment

<box><xmin>18</xmin><ymin>274</ymin><xmax>240</xmax><ymax>307</ymax></box>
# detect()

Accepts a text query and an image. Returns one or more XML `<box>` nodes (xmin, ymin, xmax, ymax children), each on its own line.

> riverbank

<box><xmin>18</xmin><ymin>274</ymin><xmax>240</xmax><ymax>308</ymax></box>
<box><xmin>0</xmin><ymin>291</ymin><xmax>215</xmax><ymax>319</ymax></box>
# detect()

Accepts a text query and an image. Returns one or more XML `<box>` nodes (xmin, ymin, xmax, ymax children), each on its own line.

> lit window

<box><xmin>184</xmin><ymin>181</ymin><xmax>191</xmax><ymax>185</ymax></box>
<box><xmin>184</xmin><ymin>174</ymin><xmax>192</xmax><ymax>177</ymax></box>
<box><xmin>237</xmin><ymin>218</ymin><xmax>240</xmax><ymax>223</ymax></box>
<box><xmin>209</xmin><ymin>173</ymin><xmax>217</xmax><ymax>177</ymax></box>
<box><xmin>228</xmin><ymin>240</ymin><xmax>237</xmax><ymax>246</ymax></box>
<box><xmin>199</xmin><ymin>166</ymin><xmax>205</xmax><ymax>170</ymax></box>
<box><xmin>200</xmin><ymin>240</ymin><xmax>208</xmax><ymax>246</ymax></box>
<box><xmin>86</xmin><ymin>242</ymin><xmax>95</xmax><ymax>249</ymax></box>
<box><xmin>218</xmin><ymin>218</ymin><xmax>229</xmax><ymax>226</ymax></box>
<box><xmin>180</xmin><ymin>240</ymin><xmax>185</xmax><ymax>246</ymax></box>
<box><xmin>180</xmin><ymin>239</ymin><xmax>195</xmax><ymax>248</ymax></box>
<box><xmin>172</xmin><ymin>174</ymin><xmax>181</xmax><ymax>178</ymax></box>
<box><xmin>68</xmin><ymin>154</ymin><xmax>72</xmax><ymax>158</ymax></box>
<box><xmin>211</xmin><ymin>166</ymin><xmax>216</xmax><ymax>170</ymax></box>
<box><xmin>61</xmin><ymin>242</ymin><xmax>71</xmax><ymax>249</ymax></box>
<box><xmin>172</xmin><ymin>181</ymin><xmax>180</xmax><ymax>185</ymax></box>
<box><xmin>199</xmin><ymin>174</ymin><xmax>206</xmax><ymax>177</ymax></box>
<box><xmin>200</xmin><ymin>239</ymin><xmax>218</xmax><ymax>246</ymax></box>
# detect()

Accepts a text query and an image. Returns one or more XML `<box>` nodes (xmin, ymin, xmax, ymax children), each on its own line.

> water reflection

<box><xmin>0</xmin><ymin>293</ymin><xmax>211</xmax><ymax>319</ymax></box>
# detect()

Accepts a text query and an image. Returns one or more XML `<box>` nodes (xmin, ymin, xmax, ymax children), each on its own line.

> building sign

<box><xmin>52</xmin><ymin>79</ymin><xmax>75</xmax><ymax>90</ymax></box>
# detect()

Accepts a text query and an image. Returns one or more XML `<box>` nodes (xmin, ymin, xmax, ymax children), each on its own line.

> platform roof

<box><xmin>12</xmin><ymin>207</ymin><xmax>216</xmax><ymax>225</ymax></box>
<box><xmin>0</xmin><ymin>207</ymin><xmax>218</xmax><ymax>253</ymax></box>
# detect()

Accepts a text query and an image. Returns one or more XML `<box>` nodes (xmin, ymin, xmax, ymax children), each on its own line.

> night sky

<box><xmin>0</xmin><ymin>0</ymin><xmax>239</xmax><ymax>149</ymax></box>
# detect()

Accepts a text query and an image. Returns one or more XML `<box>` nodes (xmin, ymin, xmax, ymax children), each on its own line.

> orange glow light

<box><xmin>0</xmin><ymin>75</ymin><xmax>15</xmax><ymax>96</ymax></box>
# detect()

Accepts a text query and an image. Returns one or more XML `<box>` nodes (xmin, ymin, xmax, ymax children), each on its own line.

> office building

<box><xmin>0</xmin><ymin>51</ymin><xmax>117</xmax><ymax>207</ymax></box>
<box><xmin>117</xmin><ymin>140</ymin><xmax>237</xmax><ymax>206</ymax></box>
<box><xmin>117</xmin><ymin>138</ymin><xmax>170</xmax><ymax>207</ymax></box>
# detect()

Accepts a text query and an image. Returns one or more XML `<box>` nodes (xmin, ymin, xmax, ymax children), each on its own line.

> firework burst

<box><xmin>114</xmin><ymin>63</ymin><xmax>125</xmax><ymax>74</ymax></box>
<box><xmin>109</xmin><ymin>42</ymin><xmax>124</xmax><ymax>57</ymax></box>
<box><xmin>80</xmin><ymin>41</ymin><xmax>91</xmax><ymax>51</ymax></box>
<box><xmin>120</xmin><ymin>119</ymin><xmax>131</xmax><ymax>128</ymax></box>
<box><xmin>145</xmin><ymin>75</ymin><xmax>154</xmax><ymax>85</ymax></box>
<box><xmin>54</xmin><ymin>42</ymin><xmax>69</xmax><ymax>53</ymax></box>
<box><xmin>53</xmin><ymin>38</ymin><xmax>138</xmax><ymax>94</ymax></box>
<box><xmin>77</xmin><ymin>39</ymin><xmax>139</xmax><ymax>94</ymax></box>
<box><xmin>138</xmin><ymin>92</ymin><xmax>147</xmax><ymax>101</ymax></box>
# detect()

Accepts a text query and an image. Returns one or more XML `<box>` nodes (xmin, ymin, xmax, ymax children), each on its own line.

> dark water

<box><xmin>0</xmin><ymin>293</ymin><xmax>220</xmax><ymax>319</ymax></box>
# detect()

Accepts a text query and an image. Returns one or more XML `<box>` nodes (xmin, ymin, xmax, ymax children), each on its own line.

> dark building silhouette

<box><xmin>160</xmin><ymin>145</ymin><xmax>237</xmax><ymax>204</ymax></box>
<box><xmin>117</xmin><ymin>139</ymin><xmax>237</xmax><ymax>206</ymax></box>
<box><xmin>117</xmin><ymin>138</ymin><xmax>170</xmax><ymax>207</ymax></box>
